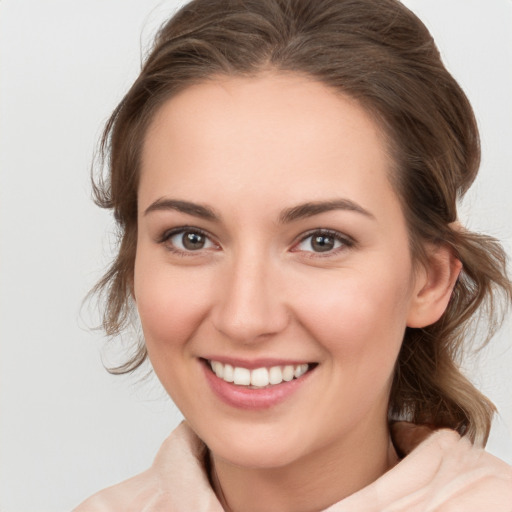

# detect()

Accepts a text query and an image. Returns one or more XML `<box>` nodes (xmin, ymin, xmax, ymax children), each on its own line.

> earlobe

<box><xmin>406</xmin><ymin>245</ymin><xmax>462</xmax><ymax>328</ymax></box>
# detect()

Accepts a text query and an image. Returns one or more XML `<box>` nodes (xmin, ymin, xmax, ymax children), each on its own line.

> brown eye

<box><xmin>295</xmin><ymin>230</ymin><xmax>352</xmax><ymax>254</ymax></box>
<box><xmin>311</xmin><ymin>234</ymin><xmax>335</xmax><ymax>252</ymax></box>
<box><xmin>182</xmin><ymin>232</ymin><xmax>206</xmax><ymax>250</ymax></box>
<box><xmin>165</xmin><ymin>229</ymin><xmax>216</xmax><ymax>252</ymax></box>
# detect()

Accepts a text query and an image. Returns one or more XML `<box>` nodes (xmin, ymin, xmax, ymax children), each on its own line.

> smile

<box><xmin>209</xmin><ymin>360</ymin><xmax>310</xmax><ymax>388</ymax></box>
<box><xmin>201</xmin><ymin>357</ymin><xmax>318</xmax><ymax>410</ymax></box>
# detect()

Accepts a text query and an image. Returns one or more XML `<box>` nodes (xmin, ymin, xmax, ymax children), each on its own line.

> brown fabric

<box><xmin>74</xmin><ymin>422</ymin><xmax>512</xmax><ymax>512</ymax></box>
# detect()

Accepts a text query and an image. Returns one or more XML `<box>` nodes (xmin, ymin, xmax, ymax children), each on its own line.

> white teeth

<box><xmin>223</xmin><ymin>364</ymin><xmax>234</xmax><ymax>382</ymax></box>
<box><xmin>282</xmin><ymin>365</ymin><xmax>294</xmax><ymax>382</ymax></box>
<box><xmin>209</xmin><ymin>360</ymin><xmax>311</xmax><ymax>388</ymax></box>
<box><xmin>269</xmin><ymin>366</ymin><xmax>283</xmax><ymax>385</ymax></box>
<box><xmin>233</xmin><ymin>367</ymin><xmax>251</xmax><ymax>385</ymax></box>
<box><xmin>294</xmin><ymin>364</ymin><xmax>308</xmax><ymax>378</ymax></box>
<box><xmin>211</xmin><ymin>361</ymin><xmax>223</xmax><ymax>378</ymax></box>
<box><xmin>251</xmin><ymin>367</ymin><xmax>269</xmax><ymax>387</ymax></box>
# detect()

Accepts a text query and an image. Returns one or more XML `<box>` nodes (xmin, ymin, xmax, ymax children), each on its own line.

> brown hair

<box><xmin>92</xmin><ymin>0</ymin><xmax>512</xmax><ymax>444</ymax></box>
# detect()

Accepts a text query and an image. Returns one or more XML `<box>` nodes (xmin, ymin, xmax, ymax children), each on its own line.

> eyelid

<box><xmin>291</xmin><ymin>228</ymin><xmax>355</xmax><ymax>255</ymax></box>
<box><xmin>157</xmin><ymin>226</ymin><xmax>354</xmax><ymax>257</ymax></box>
<box><xmin>158</xmin><ymin>226</ymin><xmax>220</xmax><ymax>254</ymax></box>
<box><xmin>158</xmin><ymin>225</ymin><xmax>206</xmax><ymax>243</ymax></box>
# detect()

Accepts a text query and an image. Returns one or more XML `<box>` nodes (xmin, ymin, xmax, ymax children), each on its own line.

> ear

<box><xmin>406</xmin><ymin>244</ymin><xmax>462</xmax><ymax>328</ymax></box>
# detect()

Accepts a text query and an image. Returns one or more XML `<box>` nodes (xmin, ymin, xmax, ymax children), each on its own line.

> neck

<box><xmin>209</xmin><ymin>420</ymin><xmax>398</xmax><ymax>512</ymax></box>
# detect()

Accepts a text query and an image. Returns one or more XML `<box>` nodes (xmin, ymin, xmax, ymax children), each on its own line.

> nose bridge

<box><xmin>212</xmin><ymin>245</ymin><xmax>288</xmax><ymax>343</ymax></box>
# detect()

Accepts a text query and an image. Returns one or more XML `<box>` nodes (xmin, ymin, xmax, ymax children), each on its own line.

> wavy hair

<box><xmin>91</xmin><ymin>0</ymin><xmax>512</xmax><ymax>444</ymax></box>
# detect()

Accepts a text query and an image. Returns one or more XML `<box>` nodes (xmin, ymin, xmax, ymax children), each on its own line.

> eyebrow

<box><xmin>143</xmin><ymin>197</ymin><xmax>374</xmax><ymax>223</ymax></box>
<box><xmin>144</xmin><ymin>198</ymin><xmax>219</xmax><ymax>221</ymax></box>
<box><xmin>279</xmin><ymin>199</ymin><xmax>375</xmax><ymax>223</ymax></box>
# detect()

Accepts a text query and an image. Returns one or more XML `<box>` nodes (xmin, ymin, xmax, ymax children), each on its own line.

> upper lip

<box><xmin>201</xmin><ymin>356</ymin><xmax>315</xmax><ymax>369</ymax></box>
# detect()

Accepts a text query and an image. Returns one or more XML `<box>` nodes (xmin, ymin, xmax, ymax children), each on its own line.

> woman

<box><xmin>75</xmin><ymin>0</ymin><xmax>512</xmax><ymax>510</ymax></box>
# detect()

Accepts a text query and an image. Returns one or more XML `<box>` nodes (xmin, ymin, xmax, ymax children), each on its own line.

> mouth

<box><xmin>203</xmin><ymin>358</ymin><xmax>318</xmax><ymax>389</ymax></box>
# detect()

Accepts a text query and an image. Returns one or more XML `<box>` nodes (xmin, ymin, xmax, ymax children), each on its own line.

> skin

<box><xmin>134</xmin><ymin>73</ymin><xmax>460</xmax><ymax>512</ymax></box>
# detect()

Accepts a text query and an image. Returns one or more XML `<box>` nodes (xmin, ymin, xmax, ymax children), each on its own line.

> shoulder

<box><xmin>334</xmin><ymin>423</ymin><xmax>512</xmax><ymax>512</ymax></box>
<box><xmin>73</xmin><ymin>422</ymin><xmax>222</xmax><ymax>512</ymax></box>
<box><xmin>392</xmin><ymin>423</ymin><xmax>512</xmax><ymax>511</ymax></box>
<box><xmin>427</xmin><ymin>430</ymin><xmax>512</xmax><ymax>510</ymax></box>
<box><xmin>72</xmin><ymin>470</ymin><xmax>165</xmax><ymax>512</ymax></box>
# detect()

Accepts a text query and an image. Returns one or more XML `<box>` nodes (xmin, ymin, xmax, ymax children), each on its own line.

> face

<box><xmin>134</xmin><ymin>73</ymin><xmax>423</xmax><ymax>469</ymax></box>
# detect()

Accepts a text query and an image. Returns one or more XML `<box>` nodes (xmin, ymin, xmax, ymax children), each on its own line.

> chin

<box><xmin>202</xmin><ymin>422</ymin><xmax>308</xmax><ymax>469</ymax></box>
<box><xmin>213</xmin><ymin>443</ymin><xmax>302</xmax><ymax>470</ymax></box>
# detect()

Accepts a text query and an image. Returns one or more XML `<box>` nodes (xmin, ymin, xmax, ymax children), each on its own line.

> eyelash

<box><xmin>157</xmin><ymin>227</ymin><xmax>355</xmax><ymax>257</ymax></box>
<box><xmin>158</xmin><ymin>226</ymin><xmax>219</xmax><ymax>257</ymax></box>
<box><xmin>292</xmin><ymin>229</ymin><xmax>355</xmax><ymax>257</ymax></box>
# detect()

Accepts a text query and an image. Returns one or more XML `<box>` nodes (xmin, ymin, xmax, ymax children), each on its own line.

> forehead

<box><xmin>139</xmin><ymin>73</ymin><xmax>399</xmax><ymax>221</ymax></box>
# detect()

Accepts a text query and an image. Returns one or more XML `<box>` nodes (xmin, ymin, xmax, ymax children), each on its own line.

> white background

<box><xmin>1</xmin><ymin>1</ymin><xmax>511</xmax><ymax>511</ymax></box>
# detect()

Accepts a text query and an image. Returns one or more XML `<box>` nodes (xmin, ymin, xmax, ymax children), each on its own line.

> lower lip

<box><xmin>201</xmin><ymin>360</ymin><xmax>314</xmax><ymax>411</ymax></box>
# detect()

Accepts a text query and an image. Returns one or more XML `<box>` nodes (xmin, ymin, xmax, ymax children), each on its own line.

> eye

<box><xmin>294</xmin><ymin>230</ymin><xmax>353</xmax><ymax>254</ymax></box>
<box><xmin>161</xmin><ymin>228</ymin><xmax>217</xmax><ymax>253</ymax></box>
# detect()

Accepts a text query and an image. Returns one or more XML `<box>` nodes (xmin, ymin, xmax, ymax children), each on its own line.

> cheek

<box><xmin>290</xmin><ymin>266</ymin><xmax>413</xmax><ymax>366</ymax></box>
<box><xmin>133</xmin><ymin>252</ymin><xmax>213</xmax><ymax>349</ymax></box>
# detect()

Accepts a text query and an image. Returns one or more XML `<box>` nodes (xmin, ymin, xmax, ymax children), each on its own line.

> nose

<box><xmin>211</xmin><ymin>251</ymin><xmax>289</xmax><ymax>344</ymax></box>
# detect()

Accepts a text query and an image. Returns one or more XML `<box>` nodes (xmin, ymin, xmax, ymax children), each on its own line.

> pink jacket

<box><xmin>74</xmin><ymin>422</ymin><xmax>512</xmax><ymax>511</ymax></box>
